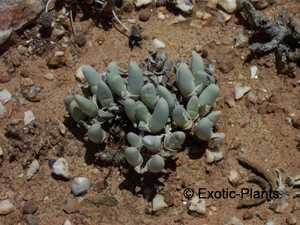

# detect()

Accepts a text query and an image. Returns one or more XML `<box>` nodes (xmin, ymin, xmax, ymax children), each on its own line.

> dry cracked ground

<box><xmin>0</xmin><ymin>0</ymin><xmax>300</xmax><ymax>225</ymax></box>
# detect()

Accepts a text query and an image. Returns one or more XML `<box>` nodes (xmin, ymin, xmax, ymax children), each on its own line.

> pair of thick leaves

<box><xmin>82</xmin><ymin>61</ymin><xmax>144</xmax><ymax>100</ymax></box>
<box><xmin>124</xmin><ymin>147</ymin><xmax>165</xmax><ymax>173</ymax></box>
<box><xmin>65</xmin><ymin>95</ymin><xmax>107</xmax><ymax>144</ymax></box>
<box><xmin>127</xmin><ymin>131</ymin><xmax>186</xmax><ymax>153</ymax></box>
<box><xmin>124</xmin><ymin>97</ymin><xmax>169</xmax><ymax>134</ymax></box>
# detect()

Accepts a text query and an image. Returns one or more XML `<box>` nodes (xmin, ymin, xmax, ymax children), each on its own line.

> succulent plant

<box><xmin>81</xmin><ymin>65</ymin><xmax>102</xmax><ymax>94</ymax></box>
<box><xmin>64</xmin><ymin>51</ymin><xmax>224</xmax><ymax>174</ymax></box>
<box><xmin>86</xmin><ymin>123</ymin><xmax>107</xmax><ymax>144</ymax></box>
<box><xmin>124</xmin><ymin>147</ymin><xmax>143</xmax><ymax>167</ymax></box>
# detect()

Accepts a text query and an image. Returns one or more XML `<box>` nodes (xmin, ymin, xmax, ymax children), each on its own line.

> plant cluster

<box><xmin>64</xmin><ymin>51</ymin><xmax>223</xmax><ymax>173</ymax></box>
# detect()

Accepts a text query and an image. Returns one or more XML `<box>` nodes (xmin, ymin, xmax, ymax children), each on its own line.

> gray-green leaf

<box><xmin>172</xmin><ymin>104</ymin><xmax>192</xmax><ymax>129</ymax></box>
<box><xmin>187</xmin><ymin>95</ymin><xmax>200</xmax><ymax>119</ymax></box>
<box><xmin>149</xmin><ymin>98</ymin><xmax>169</xmax><ymax>133</ymax></box>
<box><xmin>87</xmin><ymin>123</ymin><xmax>106</xmax><ymax>144</ymax></box>
<box><xmin>96</xmin><ymin>81</ymin><xmax>114</xmax><ymax>107</ymax></box>
<box><xmin>74</xmin><ymin>95</ymin><xmax>98</xmax><ymax>118</ymax></box>
<box><xmin>140</xmin><ymin>83</ymin><xmax>157</xmax><ymax>110</ymax></box>
<box><xmin>176</xmin><ymin>63</ymin><xmax>195</xmax><ymax>98</ymax></box>
<box><xmin>198</xmin><ymin>84</ymin><xmax>220</xmax><ymax>107</ymax></box>
<box><xmin>157</xmin><ymin>85</ymin><xmax>177</xmax><ymax>112</ymax></box>
<box><xmin>124</xmin><ymin>147</ymin><xmax>143</xmax><ymax>167</ymax></box>
<box><xmin>106</xmin><ymin>62</ymin><xmax>127</xmax><ymax>97</ymax></box>
<box><xmin>143</xmin><ymin>135</ymin><xmax>162</xmax><ymax>153</ymax></box>
<box><xmin>128</xmin><ymin>61</ymin><xmax>144</xmax><ymax>96</ymax></box>
<box><xmin>146</xmin><ymin>155</ymin><xmax>165</xmax><ymax>173</ymax></box>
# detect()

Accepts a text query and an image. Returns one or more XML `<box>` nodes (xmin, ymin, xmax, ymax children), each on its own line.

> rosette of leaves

<box><xmin>64</xmin><ymin>51</ymin><xmax>223</xmax><ymax>174</ymax></box>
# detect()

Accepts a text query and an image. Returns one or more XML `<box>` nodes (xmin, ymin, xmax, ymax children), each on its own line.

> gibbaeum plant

<box><xmin>65</xmin><ymin>51</ymin><xmax>224</xmax><ymax>174</ymax></box>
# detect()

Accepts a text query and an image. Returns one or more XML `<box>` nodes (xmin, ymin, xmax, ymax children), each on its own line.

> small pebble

<box><xmin>218</xmin><ymin>10</ymin><xmax>232</xmax><ymax>23</ymax></box>
<box><xmin>71</xmin><ymin>177</ymin><xmax>91</xmax><ymax>196</ymax></box>
<box><xmin>52</xmin><ymin>158</ymin><xmax>70</xmax><ymax>179</ymax></box>
<box><xmin>234</xmin><ymin>85</ymin><xmax>251</xmax><ymax>100</ymax></box>
<box><xmin>0</xmin><ymin>146</ymin><xmax>3</xmax><ymax>157</ymax></box>
<box><xmin>63</xmin><ymin>219</ymin><xmax>72</xmax><ymax>225</ymax></box>
<box><xmin>218</xmin><ymin>0</ymin><xmax>237</xmax><ymax>13</ymax></box>
<box><xmin>228</xmin><ymin>170</ymin><xmax>241</xmax><ymax>187</ymax></box>
<box><xmin>0</xmin><ymin>200</ymin><xmax>15</xmax><ymax>215</ymax></box>
<box><xmin>43</xmin><ymin>73</ymin><xmax>55</xmax><ymax>80</ymax></box>
<box><xmin>250</xmin><ymin>66</ymin><xmax>258</xmax><ymax>79</ymax></box>
<box><xmin>188</xmin><ymin>196</ymin><xmax>206</xmax><ymax>215</ymax></box>
<box><xmin>26</xmin><ymin>160</ymin><xmax>40</xmax><ymax>180</ymax></box>
<box><xmin>152</xmin><ymin>194</ymin><xmax>168</xmax><ymax>212</ymax></box>
<box><xmin>0</xmin><ymin>89</ymin><xmax>12</xmax><ymax>104</ymax></box>
<box><xmin>265</xmin><ymin>220</ymin><xmax>274</xmax><ymax>225</ymax></box>
<box><xmin>24</xmin><ymin>111</ymin><xmax>35</xmax><ymax>125</ymax></box>
<box><xmin>157</xmin><ymin>12</ymin><xmax>166</xmax><ymax>20</ymax></box>
<box><xmin>59</xmin><ymin>122</ymin><xmax>66</xmax><ymax>135</ymax></box>
<box><xmin>135</xmin><ymin>0</ymin><xmax>152</xmax><ymax>7</ymax></box>
<box><xmin>152</xmin><ymin>38</ymin><xmax>166</xmax><ymax>49</ymax></box>
<box><xmin>206</xmin><ymin>149</ymin><xmax>224</xmax><ymax>164</ymax></box>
